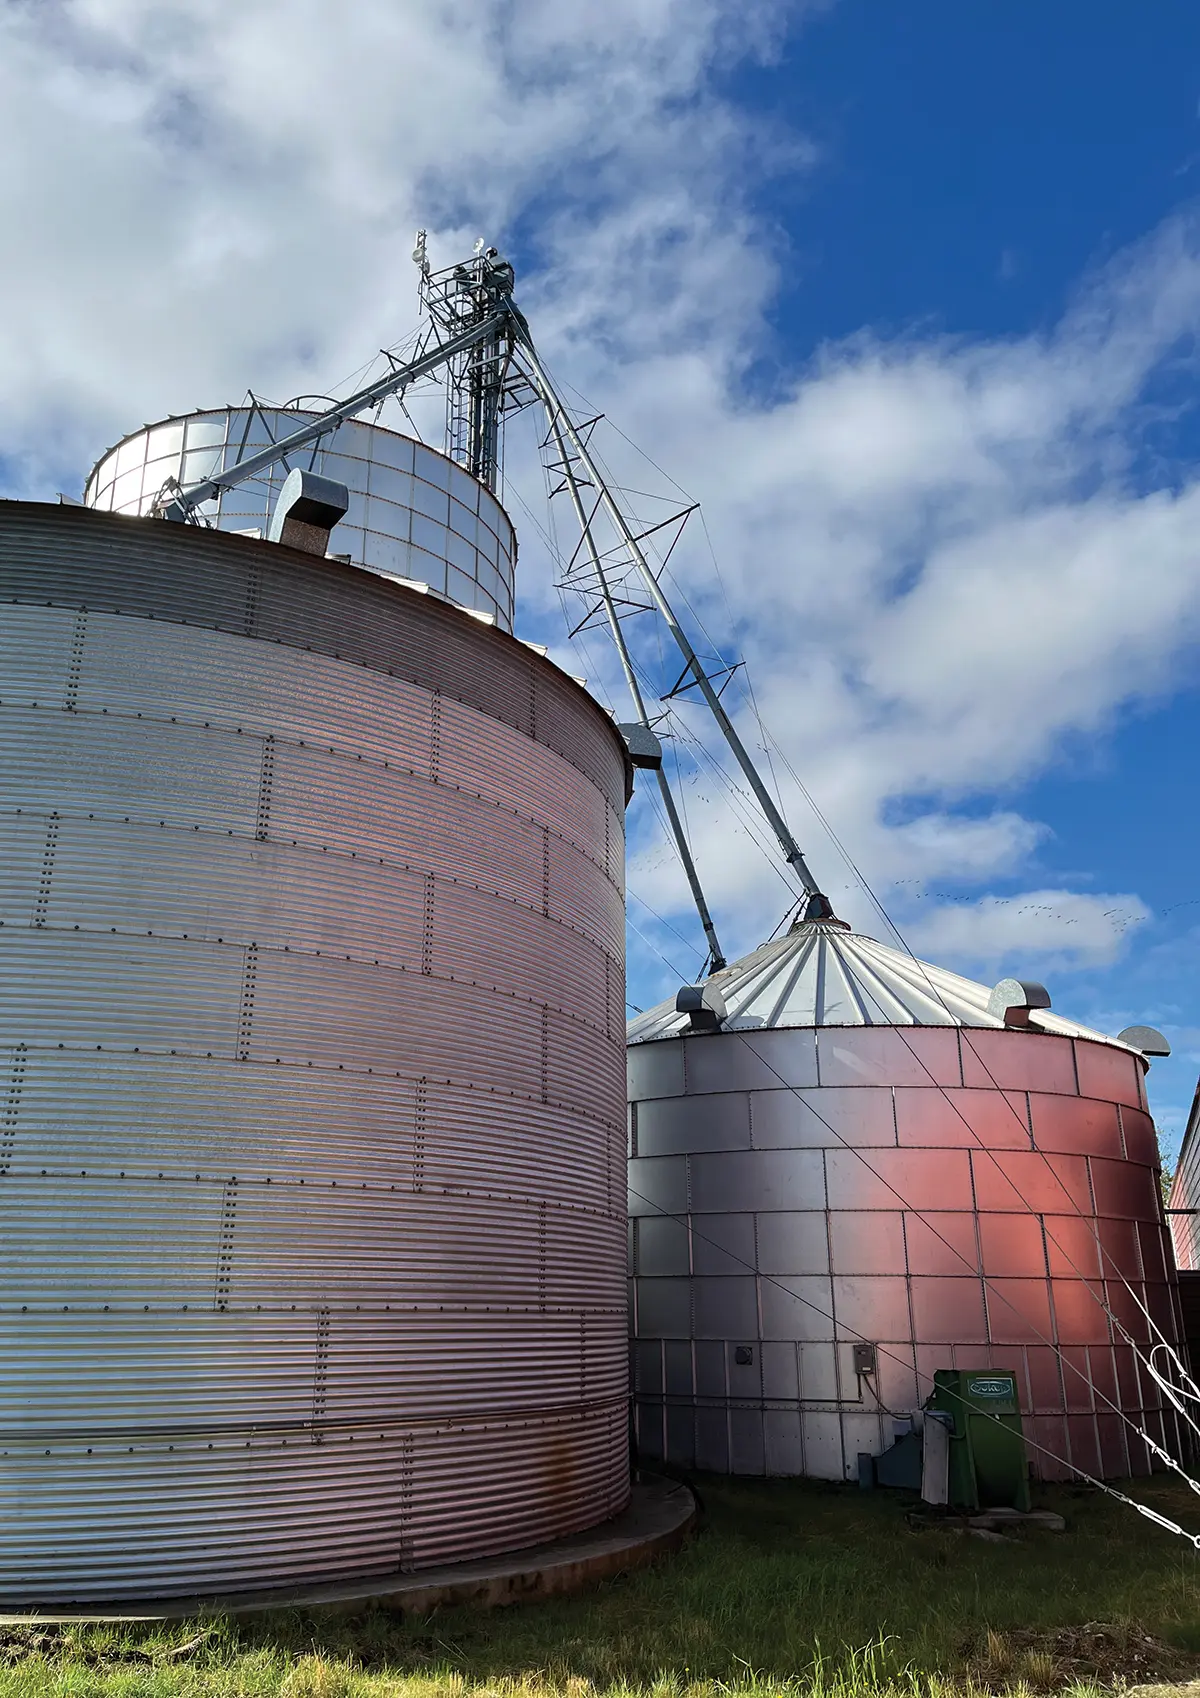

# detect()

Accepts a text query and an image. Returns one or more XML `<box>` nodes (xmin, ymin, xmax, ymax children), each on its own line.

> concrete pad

<box><xmin>0</xmin><ymin>1471</ymin><xmax>696</xmax><ymax>1625</ymax></box>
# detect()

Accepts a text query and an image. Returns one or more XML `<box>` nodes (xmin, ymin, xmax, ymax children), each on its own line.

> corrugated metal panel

<box><xmin>439</xmin><ymin>696</ymin><xmax>610</xmax><ymax>867</ymax></box>
<box><xmin>1</xmin><ymin>932</ymin><xmax>244</xmax><ymax>1053</ymax></box>
<box><xmin>35</xmin><ymin>819</ymin><xmax>430</xmax><ymax>966</ymax></box>
<box><xmin>0</xmin><ymin>1405</ymin><xmax>629</xmax><ymax>1601</ymax></box>
<box><xmin>76</xmin><ymin>611</ymin><xmax>436</xmax><ymax>772</ymax></box>
<box><xmin>0</xmin><ymin>509</ymin><xmax>629</xmax><ymax>1604</ymax></box>
<box><xmin>547</xmin><ymin>832</ymin><xmax>625</xmax><ymax>960</ymax></box>
<box><xmin>0</xmin><ymin>603</ymin><xmax>80</xmax><ymax>702</ymax></box>
<box><xmin>1</xmin><ymin>707</ymin><xmax>263</xmax><ymax>832</ymax></box>
<box><xmin>267</xmin><ymin>742</ymin><xmax>547</xmax><ymax>913</ymax></box>
<box><xmin>0</xmin><ymin>503</ymin><xmax>631</xmax><ymax>812</ymax></box>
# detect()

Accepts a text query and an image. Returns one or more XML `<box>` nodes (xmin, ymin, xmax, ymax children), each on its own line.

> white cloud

<box><xmin>0</xmin><ymin>0</ymin><xmax>799</xmax><ymax>485</ymax></box>
<box><xmin>900</xmin><ymin>889</ymin><xmax>1152</xmax><ymax>975</ymax></box>
<box><xmin>2</xmin><ymin>0</ymin><xmax>1197</xmax><ymax>1025</ymax></box>
<box><xmin>543</xmin><ymin>217</ymin><xmax>1200</xmax><ymax>980</ymax></box>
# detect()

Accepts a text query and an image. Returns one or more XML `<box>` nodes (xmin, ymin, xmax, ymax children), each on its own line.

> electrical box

<box><xmin>852</xmin><ymin>1342</ymin><xmax>877</xmax><ymax>1375</ymax></box>
<box><xmin>926</xmin><ymin>1368</ymin><xmax>1031</xmax><ymax>1512</ymax></box>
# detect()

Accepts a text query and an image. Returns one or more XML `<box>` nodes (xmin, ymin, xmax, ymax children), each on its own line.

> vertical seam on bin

<box><xmin>236</xmin><ymin>943</ymin><xmax>258</xmax><ymax>1060</ymax></box>
<box><xmin>429</xmin><ymin>690</ymin><xmax>441</xmax><ymax>783</ymax></box>
<box><xmin>311</xmin><ymin>1308</ymin><xmax>331</xmax><ymax>1442</ymax></box>
<box><xmin>413</xmin><ymin>1077</ymin><xmax>427</xmax><ymax>1193</ymax></box>
<box><xmin>254</xmin><ymin>735</ymin><xmax>275</xmax><ymax>842</ymax></box>
<box><xmin>1</xmin><ymin>1045</ymin><xmax>26</xmax><ymax>1175</ymax></box>
<box><xmin>243</xmin><ymin>563</ymin><xmax>261</xmax><ymax>637</ymax></box>
<box><xmin>421</xmin><ymin>875</ymin><xmax>435</xmax><ymax>976</ymax></box>
<box><xmin>31</xmin><ymin>814</ymin><xmax>60</xmax><ymax>928</ymax></box>
<box><xmin>397</xmin><ymin>1434</ymin><xmax>415</xmax><ymax>1571</ymax></box>
<box><xmin>63</xmin><ymin>609</ymin><xmax>87</xmax><ymax>711</ymax></box>
<box><xmin>213</xmin><ymin>1179</ymin><xmax>238</xmax><ymax>1310</ymax></box>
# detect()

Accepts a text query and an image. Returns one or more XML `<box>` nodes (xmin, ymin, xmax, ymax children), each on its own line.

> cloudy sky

<box><xmin>2</xmin><ymin>0</ymin><xmax>1198</xmax><ymax>1150</ymax></box>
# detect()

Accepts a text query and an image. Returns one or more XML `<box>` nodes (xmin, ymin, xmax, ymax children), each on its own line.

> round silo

<box><xmin>84</xmin><ymin>411</ymin><xmax>517</xmax><ymax>631</ymax></box>
<box><xmin>0</xmin><ymin>496</ymin><xmax>629</xmax><ymax>1606</ymax></box>
<box><xmin>628</xmin><ymin>916</ymin><xmax>1180</xmax><ymax>1483</ymax></box>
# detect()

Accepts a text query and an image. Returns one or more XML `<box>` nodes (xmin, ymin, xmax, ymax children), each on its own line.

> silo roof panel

<box><xmin>628</xmin><ymin>919</ymin><xmax>1139</xmax><ymax>1053</ymax></box>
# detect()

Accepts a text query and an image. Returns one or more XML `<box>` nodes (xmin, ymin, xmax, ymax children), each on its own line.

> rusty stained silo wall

<box><xmin>84</xmin><ymin>412</ymin><xmax>517</xmax><ymax>630</ymax></box>
<box><xmin>0</xmin><ymin>502</ymin><xmax>629</xmax><ymax>1606</ymax></box>
<box><xmin>629</xmin><ymin>1022</ymin><xmax>1181</xmax><ymax>1482</ymax></box>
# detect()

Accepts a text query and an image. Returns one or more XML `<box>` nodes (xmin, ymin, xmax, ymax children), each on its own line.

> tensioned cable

<box><xmin>664</xmin><ymin>709</ymin><xmax>803</xmax><ymax>899</ymax></box>
<box><xmin>626</xmin><ymin>507</ymin><xmax>1193</xmax><ymax>1422</ymax></box>
<box><xmin>661</xmin><ymin>709</ymin><xmax>794</xmax><ymax>890</ymax></box>
<box><xmin>530</xmin><ymin>388</ymin><xmax>1183</xmax><ymax>1363</ymax></box>
<box><xmin>508</xmin><ymin>336</ymin><xmax>1200</xmax><ymax>1529</ymax></box>
<box><xmin>515</xmin><ymin>348</ymin><xmax>1197</xmax><ymax>1451</ymax></box>
<box><xmin>709</xmin><ymin>1017</ymin><xmax>1196</xmax><ymax>1483</ymax></box>
<box><xmin>718</xmin><ymin>1020</ymin><xmax>1199</xmax><ymax>1486</ymax></box>
<box><xmin>626</xmin><ymin>1169</ymin><xmax>1200</xmax><ymax>1545</ymax></box>
<box><xmin>626</xmin><ymin>914</ymin><xmax>693</xmax><ymax>983</ymax></box>
<box><xmin>627</xmin><ymin>885</ymin><xmax>707</xmax><ymax>966</ymax></box>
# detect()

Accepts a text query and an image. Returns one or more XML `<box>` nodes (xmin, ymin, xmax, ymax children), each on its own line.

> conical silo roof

<box><xmin>627</xmin><ymin>917</ymin><xmax>1136</xmax><ymax>1051</ymax></box>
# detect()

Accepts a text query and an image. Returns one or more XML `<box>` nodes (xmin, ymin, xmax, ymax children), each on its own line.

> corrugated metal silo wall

<box><xmin>628</xmin><ymin>1024</ymin><xmax>1182</xmax><ymax>1482</ymax></box>
<box><xmin>0</xmin><ymin>503</ymin><xmax>630</xmax><ymax>1606</ymax></box>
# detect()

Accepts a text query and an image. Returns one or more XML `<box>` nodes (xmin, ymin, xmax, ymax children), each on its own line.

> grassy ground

<box><xmin>4</xmin><ymin>1474</ymin><xmax>1200</xmax><ymax>1697</ymax></box>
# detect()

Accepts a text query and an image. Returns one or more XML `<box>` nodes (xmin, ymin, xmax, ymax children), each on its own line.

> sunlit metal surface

<box><xmin>629</xmin><ymin>924</ymin><xmax>1180</xmax><ymax>1483</ymax></box>
<box><xmin>83</xmin><ymin>411</ymin><xmax>517</xmax><ymax>630</ymax></box>
<box><xmin>0</xmin><ymin>502</ymin><xmax>629</xmax><ymax>1605</ymax></box>
<box><xmin>628</xmin><ymin>920</ymin><xmax>1148</xmax><ymax>1046</ymax></box>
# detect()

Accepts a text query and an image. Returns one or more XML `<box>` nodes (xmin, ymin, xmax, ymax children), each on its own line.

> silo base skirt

<box><xmin>0</xmin><ymin>1474</ymin><xmax>693</xmax><ymax>1624</ymax></box>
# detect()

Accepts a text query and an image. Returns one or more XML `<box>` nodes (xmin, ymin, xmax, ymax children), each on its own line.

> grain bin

<box><xmin>84</xmin><ymin>411</ymin><xmax>517</xmax><ymax>629</ymax></box>
<box><xmin>0</xmin><ymin>496</ymin><xmax>629</xmax><ymax>1605</ymax></box>
<box><xmin>628</xmin><ymin>916</ymin><xmax>1180</xmax><ymax>1483</ymax></box>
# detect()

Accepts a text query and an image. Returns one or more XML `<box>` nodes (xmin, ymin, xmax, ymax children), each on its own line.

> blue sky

<box><xmin>737</xmin><ymin>0</ymin><xmax>1200</xmax><ymax>1146</ymax></box>
<box><xmin>0</xmin><ymin>0</ymin><xmax>1196</xmax><ymax>1150</ymax></box>
<box><xmin>574</xmin><ymin>1</ymin><xmax>1200</xmax><ymax>1149</ymax></box>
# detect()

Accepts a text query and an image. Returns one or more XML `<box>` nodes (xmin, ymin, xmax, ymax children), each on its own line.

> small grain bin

<box><xmin>628</xmin><ymin>916</ymin><xmax>1180</xmax><ymax>1482</ymax></box>
<box><xmin>85</xmin><ymin>409</ymin><xmax>517</xmax><ymax>629</ymax></box>
<box><xmin>0</xmin><ymin>483</ymin><xmax>629</xmax><ymax>1606</ymax></box>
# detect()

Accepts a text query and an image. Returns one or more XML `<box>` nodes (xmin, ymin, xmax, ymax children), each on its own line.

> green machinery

<box><xmin>926</xmin><ymin>1368</ymin><xmax>1031</xmax><ymax>1511</ymax></box>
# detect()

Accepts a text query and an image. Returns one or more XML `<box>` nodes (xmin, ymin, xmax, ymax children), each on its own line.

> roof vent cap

<box><xmin>617</xmin><ymin>723</ymin><xmax>663</xmax><ymax>770</ymax></box>
<box><xmin>267</xmin><ymin>468</ymin><xmax>349</xmax><ymax>556</ymax></box>
<box><xmin>676</xmin><ymin>982</ymin><xmax>727</xmax><ymax>1034</ymax></box>
<box><xmin>987</xmin><ymin>978</ymin><xmax>1051</xmax><ymax>1027</ymax></box>
<box><xmin>1117</xmin><ymin>1025</ymin><xmax>1171</xmax><ymax>1058</ymax></box>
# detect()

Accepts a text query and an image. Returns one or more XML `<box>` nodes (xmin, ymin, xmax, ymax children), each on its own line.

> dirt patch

<box><xmin>967</xmin><ymin>1621</ymin><xmax>1196</xmax><ymax>1691</ymax></box>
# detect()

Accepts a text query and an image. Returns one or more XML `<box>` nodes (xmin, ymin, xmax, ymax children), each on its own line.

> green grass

<box><xmin>4</xmin><ymin>1474</ymin><xmax>1200</xmax><ymax>1697</ymax></box>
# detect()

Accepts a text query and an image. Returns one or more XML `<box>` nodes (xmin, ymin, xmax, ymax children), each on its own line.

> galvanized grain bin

<box><xmin>0</xmin><ymin>500</ymin><xmax>629</xmax><ymax>1605</ymax></box>
<box><xmin>85</xmin><ymin>413</ymin><xmax>517</xmax><ymax>630</ymax></box>
<box><xmin>628</xmin><ymin>917</ymin><xmax>1180</xmax><ymax>1482</ymax></box>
